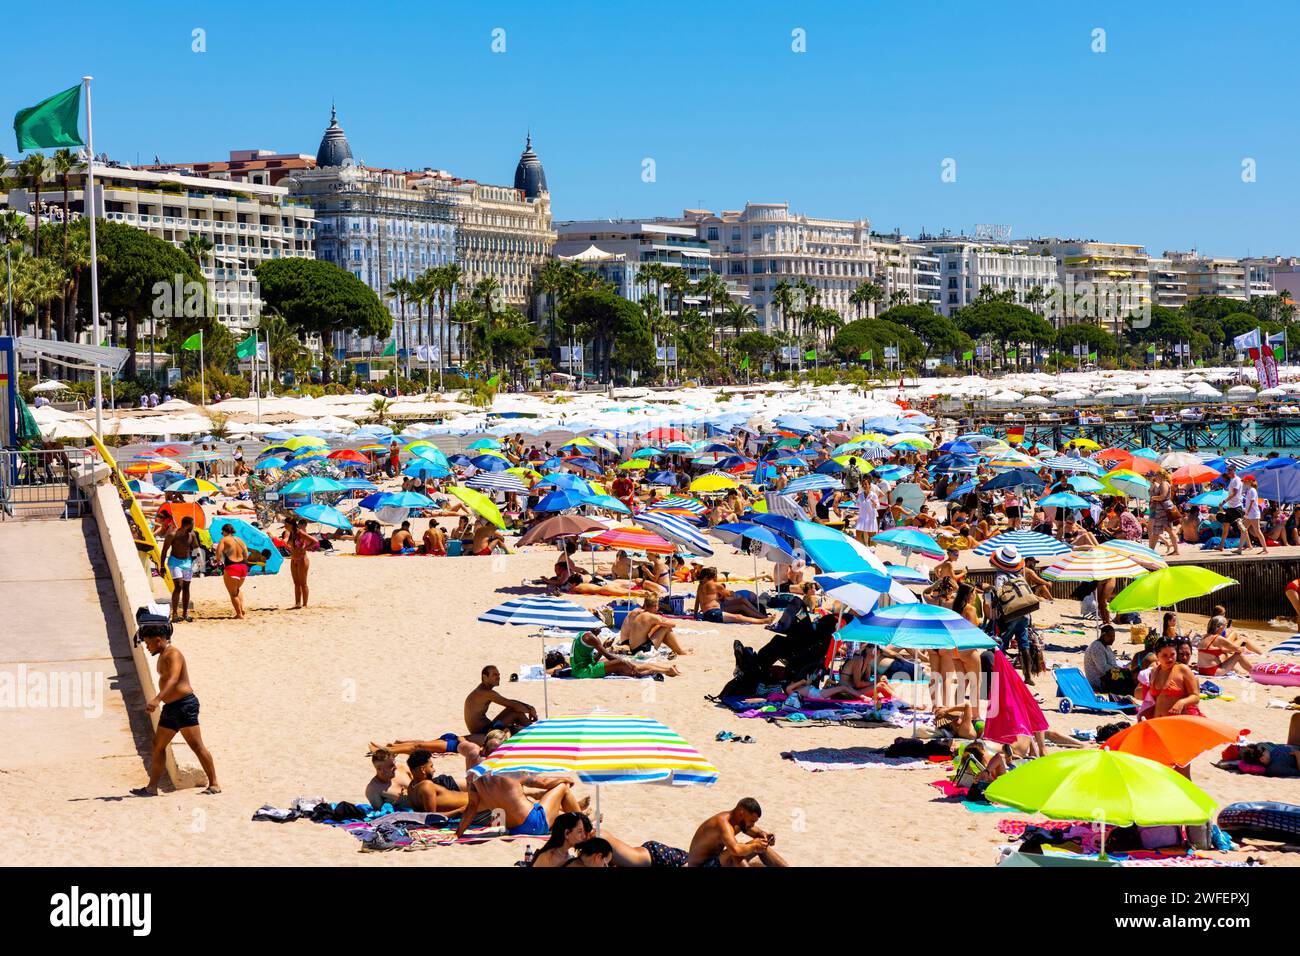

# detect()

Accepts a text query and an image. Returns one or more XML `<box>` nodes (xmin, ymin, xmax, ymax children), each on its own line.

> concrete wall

<box><xmin>81</xmin><ymin>467</ymin><xmax>206</xmax><ymax>788</ymax></box>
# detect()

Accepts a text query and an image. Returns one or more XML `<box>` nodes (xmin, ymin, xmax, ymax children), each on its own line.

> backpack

<box><xmin>995</xmin><ymin>575</ymin><xmax>1040</xmax><ymax>622</ymax></box>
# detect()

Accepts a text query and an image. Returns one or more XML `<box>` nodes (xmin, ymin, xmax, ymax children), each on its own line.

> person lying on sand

<box><xmin>464</xmin><ymin>666</ymin><xmax>537</xmax><ymax>741</ymax></box>
<box><xmin>406</xmin><ymin>749</ymin><xmax>471</xmax><ymax>815</ymax></box>
<box><xmin>454</xmin><ymin>736</ymin><xmax>588</xmax><ymax>839</ymax></box>
<box><xmin>365</xmin><ymin>748</ymin><xmax>411</xmax><ymax>809</ymax></box>
<box><xmin>370</xmin><ymin>733</ymin><xmax>481</xmax><ymax>769</ymax></box>
<box><xmin>569</xmin><ymin>630</ymin><xmax>680</xmax><ymax>679</ymax></box>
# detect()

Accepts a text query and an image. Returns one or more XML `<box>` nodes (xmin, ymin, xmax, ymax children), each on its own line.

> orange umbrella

<box><xmin>1170</xmin><ymin>463</ymin><xmax>1222</xmax><ymax>485</ymax></box>
<box><xmin>328</xmin><ymin>449</ymin><xmax>371</xmax><ymax>464</ymax></box>
<box><xmin>1125</xmin><ymin>456</ymin><xmax>1164</xmax><ymax>476</ymax></box>
<box><xmin>589</xmin><ymin>526</ymin><xmax>676</xmax><ymax>554</ymax></box>
<box><xmin>1094</xmin><ymin>447</ymin><xmax>1134</xmax><ymax>467</ymax></box>
<box><xmin>1101</xmin><ymin>715</ymin><xmax>1241</xmax><ymax>766</ymax></box>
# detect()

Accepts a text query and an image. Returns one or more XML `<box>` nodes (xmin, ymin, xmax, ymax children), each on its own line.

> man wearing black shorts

<box><xmin>130</xmin><ymin>629</ymin><xmax>220</xmax><ymax>796</ymax></box>
<box><xmin>1218</xmin><ymin>465</ymin><xmax>1244</xmax><ymax>551</ymax></box>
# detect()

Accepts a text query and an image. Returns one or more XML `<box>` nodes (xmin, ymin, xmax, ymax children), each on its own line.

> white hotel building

<box><xmin>7</xmin><ymin>163</ymin><xmax>316</xmax><ymax>332</ymax></box>
<box><xmin>917</xmin><ymin>235</ymin><xmax>1060</xmax><ymax>316</ymax></box>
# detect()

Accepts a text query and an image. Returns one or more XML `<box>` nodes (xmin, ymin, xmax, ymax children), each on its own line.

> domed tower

<box><xmin>513</xmin><ymin>132</ymin><xmax>548</xmax><ymax>199</ymax></box>
<box><xmin>315</xmin><ymin>104</ymin><xmax>354</xmax><ymax>168</ymax></box>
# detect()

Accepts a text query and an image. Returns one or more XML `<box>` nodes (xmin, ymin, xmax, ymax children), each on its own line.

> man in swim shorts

<box><xmin>686</xmin><ymin>798</ymin><xmax>788</xmax><ymax>867</ymax></box>
<box><xmin>130</xmin><ymin>627</ymin><xmax>220</xmax><ymax>797</ymax></box>
<box><xmin>464</xmin><ymin>666</ymin><xmax>537</xmax><ymax>741</ymax></box>
<box><xmin>161</xmin><ymin>515</ymin><xmax>200</xmax><ymax>622</ymax></box>
<box><xmin>453</xmin><ymin>735</ymin><xmax>586</xmax><ymax>839</ymax></box>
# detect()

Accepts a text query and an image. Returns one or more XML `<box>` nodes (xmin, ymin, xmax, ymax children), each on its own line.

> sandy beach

<box><xmin>3</xmin><ymin>529</ymin><xmax>1298</xmax><ymax>868</ymax></box>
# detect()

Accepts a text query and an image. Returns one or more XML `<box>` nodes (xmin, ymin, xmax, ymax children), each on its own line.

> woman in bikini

<box><xmin>213</xmin><ymin>524</ymin><xmax>260</xmax><ymax>620</ymax></box>
<box><xmin>284</xmin><ymin>517</ymin><xmax>313</xmax><ymax>609</ymax></box>
<box><xmin>1148</xmin><ymin>637</ymin><xmax>1204</xmax><ymax>777</ymax></box>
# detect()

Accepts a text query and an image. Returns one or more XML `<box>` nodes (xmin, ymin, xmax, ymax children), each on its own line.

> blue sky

<box><xmin>6</xmin><ymin>1</ymin><xmax>1295</xmax><ymax>256</ymax></box>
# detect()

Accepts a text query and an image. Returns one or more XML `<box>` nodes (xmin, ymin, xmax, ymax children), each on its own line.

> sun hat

<box><xmin>989</xmin><ymin>544</ymin><xmax>1025</xmax><ymax>573</ymax></box>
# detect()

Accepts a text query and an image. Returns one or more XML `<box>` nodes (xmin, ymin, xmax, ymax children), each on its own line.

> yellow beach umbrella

<box><xmin>282</xmin><ymin>435</ymin><xmax>328</xmax><ymax>450</ymax></box>
<box><xmin>507</xmin><ymin>466</ymin><xmax>541</xmax><ymax>482</ymax></box>
<box><xmin>619</xmin><ymin>459</ymin><xmax>653</xmax><ymax>470</ymax></box>
<box><xmin>1064</xmin><ymin>437</ymin><xmax>1101</xmax><ymax>450</ymax></box>
<box><xmin>448</xmin><ymin>485</ymin><xmax>505</xmax><ymax>529</ymax></box>
<box><xmin>691</xmin><ymin>473</ymin><xmax>738</xmax><ymax>493</ymax></box>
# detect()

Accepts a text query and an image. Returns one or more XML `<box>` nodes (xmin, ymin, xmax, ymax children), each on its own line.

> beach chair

<box><xmin>1053</xmin><ymin>666</ymin><xmax>1135</xmax><ymax>715</ymax></box>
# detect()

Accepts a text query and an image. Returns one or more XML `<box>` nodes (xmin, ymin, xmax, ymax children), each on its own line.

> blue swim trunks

<box><xmin>507</xmin><ymin>801</ymin><xmax>550</xmax><ymax>836</ymax></box>
<box><xmin>166</xmin><ymin>556</ymin><xmax>194</xmax><ymax>581</ymax></box>
<box><xmin>698</xmin><ymin>608</ymin><xmax>724</xmax><ymax>624</ymax></box>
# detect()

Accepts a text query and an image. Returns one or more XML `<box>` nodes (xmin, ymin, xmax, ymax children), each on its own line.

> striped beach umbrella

<box><xmin>836</xmin><ymin>603</ymin><xmax>994</xmax><ymax>649</ymax></box>
<box><xmin>1040</xmin><ymin>456</ymin><xmax>1105</xmax><ymax>475</ymax></box>
<box><xmin>280</xmin><ymin>475</ymin><xmax>346</xmax><ymax>495</ymax></box>
<box><xmin>469</xmin><ymin>714</ymin><xmax>718</xmax><ymax>787</ymax></box>
<box><xmin>1040</xmin><ymin>550</ymin><xmax>1148</xmax><ymax>582</ymax></box>
<box><xmin>972</xmin><ymin>530</ymin><xmax>1071</xmax><ymax>559</ymax></box>
<box><xmin>784</xmin><ymin>473</ymin><xmax>843</xmax><ymax>495</ymax></box>
<box><xmin>466</xmin><ymin>473</ymin><xmax>529</xmax><ymax>495</ymax></box>
<box><xmin>648</xmin><ymin>495</ymin><xmax>707</xmax><ymax>516</ymax></box>
<box><xmin>589</xmin><ymin>526</ymin><xmax>676</xmax><ymax>554</ymax></box>
<box><xmin>635</xmin><ymin>511</ymin><xmax>713</xmax><ymax>556</ymax></box>
<box><xmin>1097</xmin><ymin>539</ymin><xmax>1169</xmax><ymax>571</ymax></box>
<box><xmin>478</xmin><ymin>596</ymin><xmax>603</xmax><ymax>630</ymax></box>
<box><xmin>1269</xmin><ymin>635</ymin><xmax>1300</xmax><ymax>655</ymax></box>
<box><xmin>169</xmin><ymin>477</ymin><xmax>220</xmax><ymax>496</ymax></box>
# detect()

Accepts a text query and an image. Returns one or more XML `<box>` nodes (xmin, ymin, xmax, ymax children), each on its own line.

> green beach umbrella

<box><xmin>1107</xmin><ymin>566</ymin><xmax>1236</xmax><ymax>614</ymax></box>
<box><xmin>619</xmin><ymin>459</ymin><xmax>653</xmax><ymax>470</ymax></box>
<box><xmin>984</xmin><ymin>750</ymin><xmax>1217</xmax><ymax>858</ymax></box>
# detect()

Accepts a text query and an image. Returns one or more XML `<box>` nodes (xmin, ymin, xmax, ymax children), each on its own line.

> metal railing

<box><xmin>0</xmin><ymin>447</ymin><xmax>96</xmax><ymax>520</ymax></box>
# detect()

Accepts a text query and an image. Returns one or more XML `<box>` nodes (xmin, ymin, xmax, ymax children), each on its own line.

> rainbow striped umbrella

<box><xmin>1097</xmin><ymin>539</ymin><xmax>1169</xmax><ymax>571</ymax></box>
<box><xmin>648</xmin><ymin>495</ymin><xmax>707</xmax><ymax>516</ymax></box>
<box><xmin>1040</xmin><ymin>549</ymin><xmax>1148</xmax><ymax>582</ymax></box>
<box><xmin>589</xmin><ymin>526</ymin><xmax>676</xmax><ymax>554</ymax></box>
<box><xmin>469</xmin><ymin>714</ymin><xmax>718</xmax><ymax>787</ymax></box>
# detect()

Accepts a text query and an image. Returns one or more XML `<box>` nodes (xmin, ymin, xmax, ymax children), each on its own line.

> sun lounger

<box><xmin>1054</xmin><ymin>666</ymin><xmax>1136</xmax><ymax>714</ymax></box>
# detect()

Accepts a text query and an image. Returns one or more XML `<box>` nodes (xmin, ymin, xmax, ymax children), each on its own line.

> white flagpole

<box><xmin>82</xmin><ymin>76</ymin><xmax>103</xmax><ymax>437</ymax></box>
<box><xmin>254</xmin><ymin>329</ymin><xmax>261</xmax><ymax>422</ymax></box>
<box><xmin>199</xmin><ymin>329</ymin><xmax>205</xmax><ymax>406</ymax></box>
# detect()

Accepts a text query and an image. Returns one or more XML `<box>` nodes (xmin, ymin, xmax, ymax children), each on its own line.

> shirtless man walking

<box><xmin>464</xmin><ymin>666</ymin><xmax>537</xmax><ymax>741</ymax></box>
<box><xmin>160</xmin><ymin>515</ymin><xmax>200</xmax><ymax>623</ymax></box>
<box><xmin>130</xmin><ymin>627</ymin><xmax>220</xmax><ymax>796</ymax></box>
<box><xmin>619</xmin><ymin>594</ymin><xmax>689</xmax><ymax>656</ymax></box>
<box><xmin>687</xmin><ymin>798</ymin><xmax>788</xmax><ymax>867</ymax></box>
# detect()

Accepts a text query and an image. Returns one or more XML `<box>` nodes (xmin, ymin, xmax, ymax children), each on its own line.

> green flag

<box><xmin>1274</xmin><ymin>345</ymin><xmax>1285</xmax><ymax>362</ymax></box>
<box><xmin>860</xmin><ymin>349</ymin><xmax>872</xmax><ymax>361</ymax></box>
<box><xmin>1089</xmin><ymin>350</ymin><xmax>1098</xmax><ymax>362</ymax></box>
<box><xmin>486</xmin><ymin>373</ymin><xmax>500</xmax><ymax>387</ymax></box>
<box><xmin>1195</xmin><ymin>359</ymin><xmax>1204</xmax><ymax>367</ymax></box>
<box><xmin>235</xmin><ymin>334</ymin><xmax>258</xmax><ymax>360</ymax></box>
<box><xmin>181</xmin><ymin>332</ymin><xmax>203</xmax><ymax>351</ymax></box>
<box><xmin>804</xmin><ymin>349</ymin><xmax>816</xmax><ymax>361</ymax></box>
<box><xmin>1007</xmin><ymin>349</ymin><xmax>1017</xmax><ymax>360</ymax></box>
<box><xmin>739</xmin><ymin>355</ymin><xmax>750</xmax><ymax>370</ymax></box>
<box><xmin>1146</xmin><ymin>343</ymin><xmax>1156</xmax><ymax>355</ymax></box>
<box><xmin>13</xmin><ymin>85</ymin><xmax>84</xmax><ymax>151</ymax></box>
<box><xmin>962</xmin><ymin>350</ymin><xmax>973</xmax><ymax>362</ymax></box>
<box><xmin>381</xmin><ymin>339</ymin><xmax>396</xmax><ymax>357</ymax></box>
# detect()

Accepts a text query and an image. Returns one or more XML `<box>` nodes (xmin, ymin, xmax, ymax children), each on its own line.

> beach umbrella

<box><xmin>635</xmin><ymin>511</ymin><xmax>714</xmax><ymax>557</ymax></box>
<box><xmin>478</xmin><ymin>597</ymin><xmax>605</xmax><ymax>716</ymax></box>
<box><xmin>939</xmin><ymin>440</ymin><xmax>978</xmax><ymax>455</ymax></box>
<box><xmin>1040</xmin><ymin>550</ymin><xmax>1147</xmax><ymax>582</ymax></box>
<box><xmin>630</xmin><ymin>446</ymin><xmax>664</xmax><ymax>458</ymax></box>
<box><xmin>169</xmin><ymin>477</ymin><xmax>220</xmax><ymax>496</ymax></box>
<box><xmin>1094</xmin><ymin>447</ymin><xmax>1134</xmax><ymax>466</ymax></box>
<box><xmin>201</xmin><ymin>518</ymin><xmax>282</xmax><ymax>576</ymax></box>
<box><xmin>691</xmin><ymin>452</ymin><xmax>732</xmax><ymax>467</ymax></box>
<box><xmin>1241</xmin><ymin>457</ymin><xmax>1300</xmax><ymax>503</ymax></box>
<box><xmin>1187</xmin><ymin>489</ymin><xmax>1228</xmax><ymax>508</ymax></box>
<box><xmin>1171</xmin><ymin>463</ymin><xmax>1221</xmax><ymax>485</ymax></box>
<box><xmin>535</xmin><ymin>473</ymin><xmax>593</xmax><ymax>494</ymax></box>
<box><xmin>1039</xmin><ymin>456</ymin><xmax>1105</xmax><ymax>476</ymax></box>
<box><xmin>1096</xmin><ymin>539</ymin><xmax>1168</xmax><ymax>571</ymax></box>
<box><xmin>647</xmin><ymin>470</ymin><xmax>679</xmax><ymax>486</ymax></box>
<box><xmin>1101</xmin><ymin>469</ymin><xmax>1150</xmax><ymax>498</ymax></box>
<box><xmin>252</xmin><ymin>457</ymin><xmax>288</xmax><ymax>471</ymax></box>
<box><xmin>711</xmin><ymin>523</ymin><xmax>797</xmax><ymax>574</ymax></box>
<box><xmin>448</xmin><ymin>485</ymin><xmax>506</xmax><ymax>529</ymax></box>
<box><xmin>1101</xmin><ymin>715</ymin><xmax>1241</xmax><ymax>767</ymax></box>
<box><xmin>1269</xmin><ymin>635</ymin><xmax>1300</xmax><ymax>655</ymax></box>
<box><xmin>784</xmin><ymin>473</ymin><xmax>843</xmax><ymax>494</ymax></box>
<box><xmin>871</xmin><ymin>465</ymin><xmax>912</xmax><ymax>482</ymax></box>
<box><xmin>1123</xmin><ymin>456</ymin><xmax>1164</xmax><ymax>476</ymax></box>
<box><xmin>836</xmin><ymin>603</ymin><xmax>994</xmax><ymax>650</ymax></box>
<box><xmin>469</xmin><ymin>454</ymin><xmax>510</xmax><ymax>472</ymax></box>
<box><xmin>1131</xmin><ymin>447</ymin><xmax>1161</xmax><ymax>460</ymax></box>
<box><xmin>506</xmin><ymin>466</ymin><xmax>541</xmax><ymax>482</ymax></box>
<box><xmin>872</xmin><ymin>527</ymin><xmax>944</xmax><ymax>561</ymax></box>
<box><xmin>690</xmin><ymin>473</ymin><xmax>738</xmax><ymax>493</ymax></box>
<box><xmin>619</xmin><ymin>459</ymin><xmax>654</xmax><ymax>470</ymax></box>
<box><xmin>339</xmin><ymin>477</ymin><xmax>378</xmax><ymax>491</ymax></box>
<box><xmin>563</xmin><ymin>456</ymin><xmax>603</xmax><ymax>475</ymax></box>
<box><xmin>466</xmin><ymin>473</ymin><xmax>528</xmax><ymax>495</ymax></box>
<box><xmin>815</xmin><ymin>570</ymin><xmax>918</xmax><ymax>614</ymax></box>
<box><xmin>1107</xmin><ymin>566</ymin><xmax>1236</xmax><ymax>614</ymax></box>
<box><xmin>972</xmin><ymin>530</ymin><xmax>1071</xmax><ymax>559</ymax></box>
<box><xmin>534</xmin><ymin>489</ymin><xmax>588</xmax><ymax>512</ymax></box>
<box><xmin>372</xmin><ymin>491</ymin><xmax>435</xmax><ymax>510</ymax></box>
<box><xmin>929</xmin><ymin>453</ymin><xmax>976</xmax><ymax>473</ymax></box>
<box><xmin>178</xmin><ymin>450</ymin><xmax>224</xmax><ymax>463</ymax></box>
<box><xmin>126</xmin><ymin>478</ymin><xmax>163</xmax><ymax>496</ymax></box>
<box><xmin>1067</xmin><ymin>475</ymin><xmax>1105</xmax><ymax>494</ymax></box>
<box><xmin>661</xmin><ymin>441</ymin><xmax>695</xmax><ymax>454</ymax></box>
<box><xmin>1160</xmin><ymin>452</ymin><xmax>1202</xmax><ymax>470</ymax></box>
<box><xmin>516</xmin><ymin>515</ymin><xmax>606</xmax><ymax>547</ymax></box>
<box><xmin>280</xmin><ymin>475</ymin><xmax>346</xmax><ymax>496</ymax></box>
<box><xmin>468</xmin><ymin>714</ymin><xmax>718</xmax><ymax>828</ymax></box>
<box><xmin>467</xmin><ymin>438</ymin><xmax>502</xmax><ymax>450</ymax></box>
<box><xmin>1038</xmin><ymin>491</ymin><xmax>1091</xmax><ymax>510</ymax></box>
<box><xmin>650</xmin><ymin>495</ymin><xmax>708</xmax><ymax>516</ymax></box>
<box><xmin>414</xmin><ymin>446</ymin><xmax>451</xmax><ymax>468</ymax></box>
<box><xmin>589</xmin><ymin>526</ymin><xmax>676</xmax><ymax>554</ymax></box>
<box><xmin>983</xmin><ymin>750</ymin><xmax>1216</xmax><ymax>857</ymax></box>
<box><xmin>1063</xmin><ymin>437</ymin><xmax>1100</xmax><ymax>451</ymax></box>
<box><xmin>884</xmin><ymin>563</ymin><xmax>930</xmax><ymax>584</ymax></box>
<box><xmin>403</xmin><ymin>459</ymin><xmax>450</xmax><ymax>479</ymax></box>
<box><xmin>328</xmin><ymin>449</ymin><xmax>371</xmax><ymax>464</ymax></box>
<box><xmin>295</xmin><ymin>503</ymin><xmax>352</xmax><ymax>532</ymax></box>
<box><xmin>281</xmin><ymin>435</ymin><xmax>328</xmax><ymax>451</ymax></box>
<box><xmin>579</xmin><ymin>494</ymin><xmax>633</xmax><ymax>515</ymax></box>
<box><xmin>983</xmin><ymin>468</ymin><xmax>1045</xmax><ymax>492</ymax></box>
<box><xmin>123</xmin><ymin>459</ymin><xmax>182</xmax><ymax>475</ymax></box>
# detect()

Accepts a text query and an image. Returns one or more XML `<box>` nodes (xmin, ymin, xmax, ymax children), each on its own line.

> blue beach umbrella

<box><xmin>295</xmin><ymin>503</ymin><xmax>353</xmax><ymax>531</ymax></box>
<box><xmin>972</xmin><ymin>530</ymin><xmax>1072</xmax><ymax>558</ymax></box>
<box><xmin>534</xmin><ymin>489</ymin><xmax>589</xmax><ymax>512</ymax></box>
<box><xmin>280</xmin><ymin>475</ymin><xmax>346</xmax><ymax>495</ymax></box>
<box><xmin>404</xmin><ymin>460</ymin><xmax>451</xmax><ymax>479</ymax></box>
<box><xmin>206</xmin><ymin>519</ymin><xmax>282</xmax><ymax>576</ymax></box>
<box><xmin>836</xmin><ymin>603</ymin><xmax>995</xmax><ymax>650</ymax></box>
<box><xmin>1039</xmin><ymin>491</ymin><xmax>1091</xmax><ymax>510</ymax></box>
<box><xmin>470</xmin><ymin>455</ymin><xmax>510</xmax><ymax>472</ymax></box>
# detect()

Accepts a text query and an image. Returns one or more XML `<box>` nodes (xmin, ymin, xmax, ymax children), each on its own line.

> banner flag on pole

<box><xmin>235</xmin><ymin>333</ymin><xmax>258</xmax><ymax>360</ymax></box>
<box><xmin>380</xmin><ymin>339</ymin><xmax>397</xmax><ymax>357</ymax></box>
<box><xmin>13</xmin><ymin>85</ymin><xmax>84</xmax><ymax>150</ymax></box>
<box><xmin>182</xmin><ymin>332</ymin><xmax>203</xmax><ymax>351</ymax></box>
<box><xmin>804</xmin><ymin>349</ymin><xmax>816</xmax><ymax>361</ymax></box>
<box><xmin>962</xmin><ymin>350</ymin><xmax>973</xmax><ymax>362</ymax></box>
<box><xmin>860</xmin><ymin>349</ymin><xmax>872</xmax><ymax>361</ymax></box>
<box><xmin>739</xmin><ymin>355</ymin><xmax>749</xmax><ymax>370</ymax></box>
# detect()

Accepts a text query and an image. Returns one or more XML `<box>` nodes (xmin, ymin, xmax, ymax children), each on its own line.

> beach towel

<box><xmin>781</xmin><ymin>747</ymin><xmax>930</xmax><ymax>771</ymax></box>
<box><xmin>984</xmin><ymin>648</ymin><xmax>1049</xmax><ymax>744</ymax></box>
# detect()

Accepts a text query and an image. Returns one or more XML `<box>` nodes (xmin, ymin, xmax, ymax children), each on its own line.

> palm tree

<box><xmin>386</xmin><ymin>276</ymin><xmax>418</xmax><ymax>377</ymax></box>
<box><xmin>1024</xmin><ymin>284</ymin><xmax>1047</xmax><ymax>316</ymax></box>
<box><xmin>723</xmin><ymin>301</ymin><xmax>755</xmax><ymax>342</ymax></box>
<box><xmin>850</xmin><ymin>280</ymin><xmax>884</xmax><ymax>319</ymax></box>
<box><xmin>773</xmin><ymin>280</ymin><xmax>794</xmax><ymax>336</ymax></box>
<box><xmin>17</xmin><ymin>153</ymin><xmax>48</xmax><ymax>342</ymax></box>
<box><xmin>439</xmin><ymin>262</ymin><xmax>462</xmax><ymax>370</ymax></box>
<box><xmin>536</xmin><ymin>258</ymin><xmax>568</xmax><ymax>358</ymax></box>
<box><xmin>0</xmin><ymin>209</ymin><xmax>31</xmax><ymax>336</ymax></box>
<box><xmin>888</xmin><ymin>289</ymin><xmax>910</xmax><ymax>308</ymax></box>
<box><xmin>259</xmin><ymin>310</ymin><xmax>305</xmax><ymax>385</ymax></box>
<box><xmin>181</xmin><ymin>233</ymin><xmax>214</xmax><ymax>268</ymax></box>
<box><xmin>50</xmin><ymin>149</ymin><xmax>78</xmax><ymax>342</ymax></box>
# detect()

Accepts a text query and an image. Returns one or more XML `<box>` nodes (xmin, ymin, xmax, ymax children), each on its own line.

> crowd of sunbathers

<box><xmin>362</xmin><ymin>665</ymin><xmax>788</xmax><ymax>866</ymax></box>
